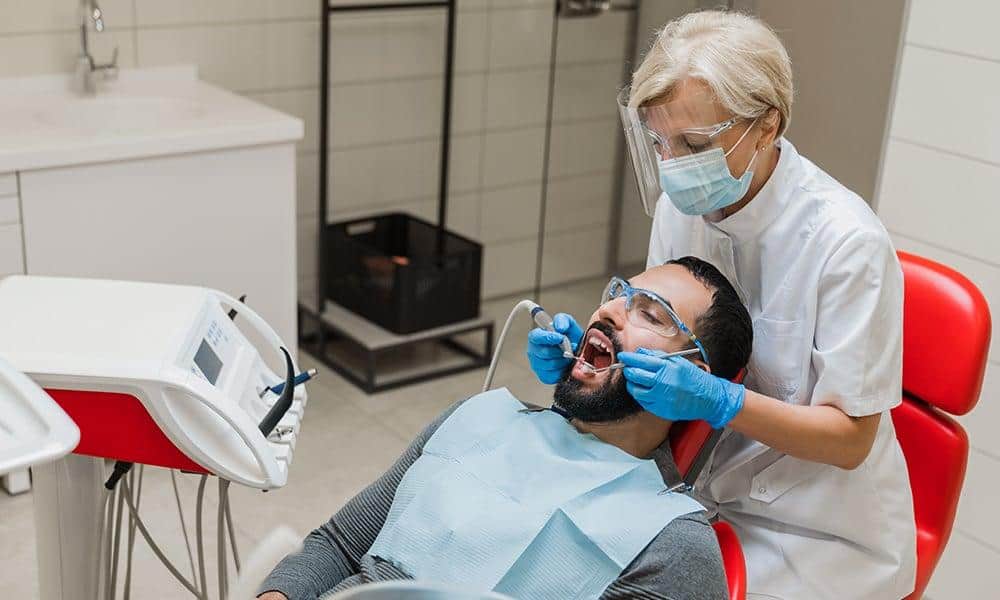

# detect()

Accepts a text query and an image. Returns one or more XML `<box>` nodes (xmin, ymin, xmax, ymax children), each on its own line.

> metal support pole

<box><xmin>316</xmin><ymin>0</ymin><xmax>331</xmax><ymax>349</ymax></box>
<box><xmin>437</xmin><ymin>0</ymin><xmax>456</xmax><ymax>243</ymax></box>
<box><xmin>532</xmin><ymin>1</ymin><xmax>562</xmax><ymax>300</ymax></box>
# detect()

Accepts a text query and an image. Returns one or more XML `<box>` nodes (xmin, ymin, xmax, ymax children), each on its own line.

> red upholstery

<box><xmin>894</xmin><ymin>251</ymin><xmax>991</xmax><ymax>599</ymax></box>
<box><xmin>713</xmin><ymin>521</ymin><xmax>747</xmax><ymax>600</ymax></box>
<box><xmin>668</xmin><ymin>368</ymin><xmax>747</xmax><ymax>600</ymax></box>
<box><xmin>669</xmin><ymin>368</ymin><xmax>746</xmax><ymax>474</ymax></box>
<box><xmin>899</xmin><ymin>251</ymin><xmax>991</xmax><ymax>415</ymax></box>
<box><xmin>670</xmin><ymin>419</ymin><xmax>714</xmax><ymax>476</ymax></box>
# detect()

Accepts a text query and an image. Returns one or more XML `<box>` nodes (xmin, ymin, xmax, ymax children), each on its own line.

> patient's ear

<box><xmin>690</xmin><ymin>359</ymin><xmax>711</xmax><ymax>374</ymax></box>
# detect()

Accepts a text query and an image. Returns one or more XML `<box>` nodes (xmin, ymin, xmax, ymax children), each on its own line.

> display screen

<box><xmin>194</xmin><ymin>339</ymin><xmax>223</xmax><ymax>385</ymax></box>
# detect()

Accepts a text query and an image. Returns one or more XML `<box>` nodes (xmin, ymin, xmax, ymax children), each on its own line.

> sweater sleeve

<box><xmin>257</xmin><ymin>401</ymin><xmax>463</xmax><ymax>600</ymax></box>
<box><xmin>601</xmin><ymin>513</ymin><xmax>729</xmax><ymax>600</ymax></box>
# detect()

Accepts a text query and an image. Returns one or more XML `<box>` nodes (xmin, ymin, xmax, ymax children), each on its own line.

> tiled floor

<box><xmin>0</xmin><ymin>276</ymin><xmax>611</xmax><ymax>599</ymax></box>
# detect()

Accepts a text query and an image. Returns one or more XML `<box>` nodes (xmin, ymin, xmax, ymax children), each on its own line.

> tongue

<box><xmin>593</xmin><ymin>352</ymin><xmax>612</xmax><ymax>369</ymax></box>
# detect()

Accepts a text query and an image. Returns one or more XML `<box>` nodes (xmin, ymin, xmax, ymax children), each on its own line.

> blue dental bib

<box><xmin>368</xmin><ymin>389</ymin><xmax>705</xmax><ymax>599</ymax></box>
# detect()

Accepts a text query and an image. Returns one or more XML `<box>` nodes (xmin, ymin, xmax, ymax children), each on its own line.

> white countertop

<box><xmin>0</xmin><ymin>66</ymin><xmax>304</xmax><ymax>173</ymax></box>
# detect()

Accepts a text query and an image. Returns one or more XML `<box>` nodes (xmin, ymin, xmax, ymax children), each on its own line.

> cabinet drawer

<box><xmin>0</xmin><ymin>173</ymin><xmax>16</xmax><ymax>197</ymax></box>
<box><xmin>0</xmin><ymin>195</ymin><xmax>18</xmax><ymax>224</ymax></box>
<box><xmin>0</xmin><ymin>223</ymin><xmax>24</xmax><ymax>275</ymax></box>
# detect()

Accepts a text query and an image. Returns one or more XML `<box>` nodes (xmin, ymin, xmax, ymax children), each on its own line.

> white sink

<box><xmin>35</xmin><ymin>95</ymin><xmax>205</xmax><ymax>135</ymax></box>
<box><xmin>0</xmin><ymin>65</ymin><xmax>302</xmax><ymax>172</ymax></box>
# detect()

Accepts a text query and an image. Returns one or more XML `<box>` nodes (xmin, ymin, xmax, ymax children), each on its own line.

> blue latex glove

<box><xmin>619</xmin><ymin>347</ymin><xmax>745</xmax><ymax>429</ymax></box>
<box><xmin>526</xmin><ymin>313</ymin><xmax>584</xmax><ymax>384</ymax></box>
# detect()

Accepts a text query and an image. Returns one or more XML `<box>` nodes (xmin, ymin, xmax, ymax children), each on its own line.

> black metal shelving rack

<box><xmin>298</xmin><ymin>0</ymin><xmax>494</xmax><ymax>393</ymax></box>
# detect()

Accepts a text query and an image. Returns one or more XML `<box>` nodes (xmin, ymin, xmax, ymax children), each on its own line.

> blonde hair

<box><xmin>629</xmin><ymin>10</ymin><xmax>793</xmax><ymax>137</ymax></box>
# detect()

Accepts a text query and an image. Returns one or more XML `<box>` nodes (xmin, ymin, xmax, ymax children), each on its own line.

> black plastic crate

<box><xmin>325</xmin><ymin>213</ymin><xmax>482</xmax><ymax>335</ymax></box>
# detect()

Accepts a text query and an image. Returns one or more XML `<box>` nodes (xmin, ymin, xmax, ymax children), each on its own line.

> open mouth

<box><xmin>579</xmin><ymin>327</ymin><xmax>616</xmax><ymax>371</ymax></box>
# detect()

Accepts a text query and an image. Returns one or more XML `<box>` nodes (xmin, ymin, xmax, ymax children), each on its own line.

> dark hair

<box><xmin>665</xmin><ymin>256</ymin><xmax>752</xmax><ymax>381</ymax></box>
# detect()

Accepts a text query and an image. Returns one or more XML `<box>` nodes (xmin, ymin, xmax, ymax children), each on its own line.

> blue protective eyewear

<box><xmin>601</xmin><ymin>277</ymin><xmax>710</xmax><ymax>365</ymax></box>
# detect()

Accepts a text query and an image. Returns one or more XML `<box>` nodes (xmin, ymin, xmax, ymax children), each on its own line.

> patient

<box><xmin>259</xmin><ymin>257</ymin><xmax>752</xmax><ymax>600</ymax></box>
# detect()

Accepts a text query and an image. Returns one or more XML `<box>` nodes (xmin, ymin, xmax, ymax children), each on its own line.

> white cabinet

<box><xmin>17</xmin><ymin>144</ymin><xmax>299</xmax><ymax>346</ymax></box>
<box><xmin>0</xmin><ymin>173</ymin><xmax>23</xmax><ymax>278</ymax></box>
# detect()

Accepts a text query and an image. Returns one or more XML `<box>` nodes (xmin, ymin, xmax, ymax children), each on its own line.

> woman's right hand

<box><xmin>526</xmin><ymin>313</ymin><xmax>583</xmax><ymax>384</ymax></box>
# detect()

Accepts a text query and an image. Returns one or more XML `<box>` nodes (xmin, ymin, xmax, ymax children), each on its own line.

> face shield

<box><xmin>617</xmin><ymin>87</ymin><xmax>758</xmax><ymax>218</ymax></box>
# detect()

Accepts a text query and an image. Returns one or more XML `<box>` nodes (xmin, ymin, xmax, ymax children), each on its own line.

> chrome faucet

<box><xmin>75</xmin><ymin>0</ymin><xmax>118</xmax><ymax>94</ymax></box>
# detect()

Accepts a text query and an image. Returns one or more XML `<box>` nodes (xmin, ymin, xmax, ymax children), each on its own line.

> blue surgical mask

<box><xmin>658</xmin><ymin>120</ymin><xmax>759</xmax><ymax>216</ymax></box>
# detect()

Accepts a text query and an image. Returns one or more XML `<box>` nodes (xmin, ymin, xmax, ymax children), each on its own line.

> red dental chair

<box><xmin>670</xmin><ymin>370</ymin><xmax>748</xmax><ymax>600</ymax></box>
<box><xmin>669</xmin><ymin>249</ymin><xmax>994</xmax><ymax>600</ymax></box>
<box><xmin>893</xmin><ymin>251</ymin><xmax>991</xmax><ymax>599</ymax></box>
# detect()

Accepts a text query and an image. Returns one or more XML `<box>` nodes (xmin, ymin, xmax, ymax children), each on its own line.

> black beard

<box><xmin>552</xmin><ymin>322</ymin><xmax>643</xmax><ymax>423</ymax></box>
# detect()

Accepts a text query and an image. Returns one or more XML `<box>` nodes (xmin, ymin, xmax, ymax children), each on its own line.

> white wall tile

<box><xmin>617</xmin><ymin>177</ymin><xmax>652</xmax><ymax>268</ymax></box>
<box><xmin>480</xmin><ymin>184</ymin><xmax>541</xmax><ymax>242</ymax></box>
<box><xmin>484</xmin><ymin>68</ymin><xmax>549</xmax><ymax>129</ymax></box>
<box><xmin>890</xmin><ymin>46</ymin><xmax>1000</xmax><ymax>164</ymax></box>
<box><xmin>487</xmin><ymin>7</ymin><xmax>553</xmax><ymax>70</ymax></box>
<box><xmin>879</xmin><ymin>141</ymin><xmax>1000</xmax><ymax>263</ymax></box>
<box><xmin>958</xmin><ymin>362</ymin><xmax>999</xmax><ymax>458</ymax></box>
<box><xmin>481</xmin><ymin>127</ymin><xmax>546</xmax><ymax>188</ymax></box>
<box><xmin>0</xmin><ymin>0</ymin><xmax>134</xmax><ymax>34</ymax></box>
<box><xmin>541</xmin><ymin>224</ymin><xmax>609</xmax><ymax>286</ymax></box>
<box><xmin>0</xmin><ymin>195</ymin><xmax>19</xmax><ymax>225</ymax></box>
<box><xmin>889</xmin><ymin>232</ymin><xmax>999</xmax><ymax>367</ymax></box>
<box><xmin>951</xmin><ymin>447</ymin><xmax>1000</xmax><ymax>552</ymax></box>
<box><xmin>327</xmin><ymin>73</ymin><xmax>484</xmax><ymax>149</ymax></box>
<box><xmin>137</xmin><ymin>21</ymin><xmax>318</xmax><ymax>92</ymax></box>
<box><xmin>248</xmin><ymin>88</ymin><xmax>320</xmax><ymax>153</ymax></box>
<box><xmin>555</xmin><ymin>10</ymin><xmax>629</xmax><ymax>66</ymax></box>
<box><xmin>548</xmin><ymin>118</ymin><xmax>618</xmax><ymax>179</ymax></box>
<box><xmin>552</xmin><ymin>61</ymin><xmax>623</xmax><ymax>123</ymax></box>
<box><xmin>326</xmin><ymin>9</ymin><xmax>486</xmax><ymax>84</ymax></box>
<box><xmin>907</xmin><ymin>0</ymin><xmax>1000</xmax><ymax>62</ymax></box>
<box><xmin>455</xmin><ymin>8</ymin><xmax>490</xmax><ymax>73</ymax></box>
<box><xmin>545</xmin><ymin>173</ymin><xmax>613</xmax><ymax>234</ymax></box>
<box><xmin>134</xmin><ymin>0</ymin><xmax>315</xmax><ymax>27</ymax></box>
<box><xmin>296</xmin><ymin>152</ymin><xmax>319</xmax><ymax>219</ymax></box>
<box><xmin>328</xmin><ymin>139</ymin><xmax>438</xmax><ymax>213</ymax></box>
<box><xmin>449</xmin><ymin>133</ymin><xmax>483</xmax><ymax>194</ymax></box>
<box><xmin>0</xmin><ymin>28</ymin><xmax>135</xmax><ymax>78</ymax></box>
<box><xmin>447</xmin><ymin>191</ymin><xmax>480</xmax><ymax>240</ymax></box>
<box><xmin>331</xmin><ymin>78</ymin><xmax>442</xmax><ymax>148</ymax></box>
<box><xmin>924</xmin><ymin>530</ymin><xmax>998</xmax><ymax>598</ymax></box>
<box><xmin>0</xmin><ymin>223</ymin><xmax>24</xmax><ymax>275</ymax></box>
<box><xmin>482</xmin><ymin>237</ymin><xmax>537</xmax><ymax>297</ymax></box>
<box><xmin>324</xmin><ymin>133</ymin><xmax>479</xmax><ymax>217</ymax></box>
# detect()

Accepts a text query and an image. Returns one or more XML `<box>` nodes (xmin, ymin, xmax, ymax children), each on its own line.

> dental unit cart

<box><xmin>0</xmin><ymin>275</ymin><xmax>310</xmax><ymax>600</ymax></box>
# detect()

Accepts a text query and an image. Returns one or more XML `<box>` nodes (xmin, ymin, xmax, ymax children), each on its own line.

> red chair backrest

<box><xmin>893</xmin><ymin>251</ymin><xmax>992</xmax><ymax>599</ymax></box>
<box><xmin>669</xmin><ymin>369</ymin><xmax>746</xmax><ymax>477</ymax></box>
<box><xmin>669</xmin><ymin>369</ymin><xmax>747</xmax><ymax>600</ymax></box>
<box><xmin>713</xmin><ymin>521</ymin><xmax>747</xmax><ymax>600</ymax></box>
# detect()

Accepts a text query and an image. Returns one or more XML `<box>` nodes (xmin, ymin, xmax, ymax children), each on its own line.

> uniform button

<box><xmin>758</xmin><ymin>486</ymin><xmax>766</xmax><ymax>494</ymax></box>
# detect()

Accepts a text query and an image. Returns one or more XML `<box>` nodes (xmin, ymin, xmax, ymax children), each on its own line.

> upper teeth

<box><xmin>589</xmin><ymin>337</ymin><xmax>610</xmax><ymax>353</ymax></box>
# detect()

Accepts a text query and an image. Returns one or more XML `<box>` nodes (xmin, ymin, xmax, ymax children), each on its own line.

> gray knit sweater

<box><xmin>260</xmin><ymin>400</ymin><xmax>729</xmax><ymax>600</ymax></box>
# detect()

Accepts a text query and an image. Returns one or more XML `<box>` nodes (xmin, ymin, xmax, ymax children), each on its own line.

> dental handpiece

<box><xmin>529</xmin><ymin>304</ymin><xmax>575</xmax><ymax>359</ymax></box>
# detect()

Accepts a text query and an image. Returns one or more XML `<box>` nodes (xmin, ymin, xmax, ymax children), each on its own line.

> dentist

<box><xmin>528</xmin><ymin>10</ymin><xmax>915</xmax><ymax>600</ymax></box>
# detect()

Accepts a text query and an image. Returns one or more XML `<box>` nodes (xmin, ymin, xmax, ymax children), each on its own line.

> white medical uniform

<box><xmin>648</xmin><ymin>139</ymin><xmax>916</xmax><ymax>599</ymax></box>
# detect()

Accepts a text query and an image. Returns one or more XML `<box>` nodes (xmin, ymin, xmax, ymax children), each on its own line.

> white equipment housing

<box><xmin>0</xmin><ymin>275</ymin><xmax>309</xmax><ymax>600</ymax></box>
<box><xmin>0</xmin><ymin>275</ymin><xmax>306</xmax><ymax>489</ymax></box>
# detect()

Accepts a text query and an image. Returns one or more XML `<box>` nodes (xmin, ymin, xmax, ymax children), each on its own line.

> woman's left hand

<box><xmin>619</xmin><ymin>348</ymin><xmax>745</xmax><ymax>428</ymax></box>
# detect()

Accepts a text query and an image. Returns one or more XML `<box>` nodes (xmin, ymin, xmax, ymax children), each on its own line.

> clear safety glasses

<box><xmin>601</xmin><ymin>276</ymin><xmax>710</xmax><ymax>364</ymax></box>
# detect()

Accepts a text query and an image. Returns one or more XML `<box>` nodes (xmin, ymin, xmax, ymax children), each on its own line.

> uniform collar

<box><xmin>708</xmin><ymin>137</ymin><xmax>798</xmax><ymax>241</ymax></box>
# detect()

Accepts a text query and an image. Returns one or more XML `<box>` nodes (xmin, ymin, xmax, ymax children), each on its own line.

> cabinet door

<box><xmin>18</xmin><ymin>145</ymin><xmax>299</xmax><ymax>345</ymax></box>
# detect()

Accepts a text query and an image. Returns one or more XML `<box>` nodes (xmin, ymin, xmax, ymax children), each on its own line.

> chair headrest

<box><xmin>899</xmin><ymin>251</ymin><xmax>991</xmax><ymax>415</ymax></box>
